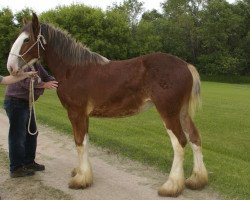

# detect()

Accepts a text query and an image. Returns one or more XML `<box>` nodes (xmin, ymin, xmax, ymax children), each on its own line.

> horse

<box><xmin>7</xmin><ymin>13</ymin><xmax>208</xmax><ymax>197</ymax></box>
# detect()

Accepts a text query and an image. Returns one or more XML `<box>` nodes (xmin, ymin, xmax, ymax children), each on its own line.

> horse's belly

<box><xmin>89</xmin><ymin>99</ymin><xmax>153</xmax><ymax>118</ymax></box>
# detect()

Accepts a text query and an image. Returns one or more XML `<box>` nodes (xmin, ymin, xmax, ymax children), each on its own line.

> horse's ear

<box><xmin>22</xmin><ymin>18</ymin><xmax>28</xmax><ymax>25</ymax></box>
<box><xmin>32</xmin><ymin>13</ymin><xmax>40</xmax><ymax>38</ymax></box>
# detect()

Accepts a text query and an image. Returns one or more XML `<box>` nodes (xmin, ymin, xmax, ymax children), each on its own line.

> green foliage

<box><xmin>197</xmin><ymin>0</ymin><xmax>248</xmax><ymax>75</ymax></box>
<box><xmin>101</xmin><ymin>10</ymin><xmax>132</xmax><ymax>59</ymax></box>
<box><xmin>161</xmin><ymin>0</ymin><xmax>204</xmax><ymax>63</ymax></box>
<box><xmin>135</xmin><ymin>10</ymin><xmax>163</xmax><ymax>54</ymax></box>
<box><xmin>231</xmin><ymin>0</ymin><xmax>250</xmax><ymax>75</ymax></box>
<box><xmin>108</xmin><ymin>0</ymin><xmax>144</xmax><ymax>28</ymax></box>
<box><xmin>0</xmin><ymin>8</ymin><xmax>18</xmax><ymax>75</ymax></box>
<box><xmin>201</xmin><ymin>74</ymin><xmax>250</xmax><ymax>84</ymax></box>
<box><xmin>40</xmin><ymin>4</ymin><xmax>132</xmax><ymax>59</ymax></box>
<box><xmin>160</xmin><ymin>0</ymin><xmax>250</xmax><ymax>76</ymax></box>
<box><xmin>40</xmin><ymin>5</ymin><xmax>105</xmax><ymax>48</ymax></box>
<box><xmin>15</xmin><ymin>8</ymin><xmax>34</xmax><ymax>27</ymax></box>
<box><xmin>134</xmin><ymin>19</ymin><xmax>163</xmax><ymax>55</ymax></box>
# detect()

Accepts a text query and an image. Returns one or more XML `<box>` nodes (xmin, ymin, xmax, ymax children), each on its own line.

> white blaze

<box><xmin>7</xmin><ymin>32</ymin><xmax>29</xmax><ymax>72</ymax></box>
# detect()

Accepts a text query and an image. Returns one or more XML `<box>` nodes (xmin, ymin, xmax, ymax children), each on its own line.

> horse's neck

<box><xmin>43</xmin><ymin>42</ymin><xmax>108</xmax><ymax>81</ymax></box>
<box><xmin>43</xmin><ymin>48</ymin><xmax>70</xmax><ymax>81</ymax></box>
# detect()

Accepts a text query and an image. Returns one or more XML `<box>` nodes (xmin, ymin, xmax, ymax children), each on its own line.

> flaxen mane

<box><xmin>40</xmin><ymin>23</ymin><xmax>109</xmax><ymax>66</ymax></box>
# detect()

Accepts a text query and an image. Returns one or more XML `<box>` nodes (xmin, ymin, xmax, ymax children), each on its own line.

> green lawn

<box><xmin>0</xmin><ymin>81</ymin><xmax>249</xmax><ymax>199</ymax></box>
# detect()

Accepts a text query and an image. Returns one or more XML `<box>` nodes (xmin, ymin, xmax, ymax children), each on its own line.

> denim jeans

<box><xmin>4</xmin><ymin>98</ymin><xmax>38</xmax><ymax>172</ymax></box>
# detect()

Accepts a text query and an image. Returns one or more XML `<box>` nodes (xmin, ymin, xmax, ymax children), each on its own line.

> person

<box><xmin>4</xmin><ymin>62</ymin><xmax>58</xmax><ymax>178</ymax></box>
<box><xmin>0</xmin><ymin>71</ymin><xmax>37</xmax><ymax>85</ymax></box>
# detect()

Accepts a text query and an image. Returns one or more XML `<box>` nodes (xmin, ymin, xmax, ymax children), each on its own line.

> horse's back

<box><xmin>142</xmin><ymin>52</ymin><xmax>188</xmax><ymax>72</ymax></box>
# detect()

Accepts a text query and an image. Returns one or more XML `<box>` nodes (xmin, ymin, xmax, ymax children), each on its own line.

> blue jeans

<box><xmin>4</xmin><ymin>97</ymin><xmax>38</xmax><ymax>172</ymax></box>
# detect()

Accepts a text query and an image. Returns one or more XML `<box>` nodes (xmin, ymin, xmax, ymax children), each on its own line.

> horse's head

<box><xmin>7</xmin><ymin>13</ymin><xmax>46</xmax><ymax>75</ymax></box>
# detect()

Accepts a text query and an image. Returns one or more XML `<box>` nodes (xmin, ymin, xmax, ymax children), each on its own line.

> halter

<box><xmin>10</xmin><ymin>27</ymin><xmax>47</xmax><ymax>135</ymax></box>
<box><xmin>10</xmin><ymin>27</ymin><xmax>47</xmax><ymax>69</ymax></box>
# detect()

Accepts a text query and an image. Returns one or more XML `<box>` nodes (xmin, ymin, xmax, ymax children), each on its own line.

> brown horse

<box><xmin>7</xmin><ymin>13</ymin><xmax>208</xmax><ymax>197</ymax></box>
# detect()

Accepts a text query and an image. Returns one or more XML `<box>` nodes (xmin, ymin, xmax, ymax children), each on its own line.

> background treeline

<box><xmin>0</xmin><ymin>0</ymin><xmax>249</xmax><ymax>78</ymax></box>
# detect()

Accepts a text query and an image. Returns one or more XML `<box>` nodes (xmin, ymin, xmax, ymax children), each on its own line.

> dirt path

<box><xmin>0</xmin><ymin>112</ymin><xmax>225</xmax><ymax>200</ymax></box>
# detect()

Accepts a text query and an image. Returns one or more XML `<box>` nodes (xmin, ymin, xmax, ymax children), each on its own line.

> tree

<box><xmin>131</xmin><ymin>9</ymin><xmax>164</xmax><ymax>55</ymax></box>
<box><xmin>108</xmin><ymin>0</ymin><xmax>144</xmax><ymax>29</ymax></box>
<box><xmin>0</xmin><ymin>8</ymin><xmax>17</xmax><ymax>75</ymax></box>
<box><xmin>41</xmin><ymin>4</ymin><xmax>132</xmax><ymax>60</ymax></box>
<box><xmin>161</xmin><ymin>0</ymin><xmax>201</xmax><ymax>63</ymax></box>
<box><xmin>197</xmin><ymin>0</ymin><xmax>247</xmax><ymax>75</ymax></box>
<box><xmin>231</xmin><ymin>0</ymin><xmax>250</xmax><ymax>75</ymax></box>
<box><xmin>41</xmin><ymin>5</ymin><xmax>105</xmax><ymax>46</ymax></box>
<box><xmin>15</xmin><ymin>8</ymin><xmax>34</xmax><ymax>27</ymax></box>
<box><xmin>141</xmin><ymin>9</ymin><xmax>163</xmax><ymax>21</ymax></box>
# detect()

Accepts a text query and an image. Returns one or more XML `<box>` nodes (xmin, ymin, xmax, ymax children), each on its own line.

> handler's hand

<box><xmin>25</xmin><ymin>71</ymin><xmax>38</xmax><ymax>78</ymax></box>
<box><xmin>43</xmin><ymin>81</ymin><xmax>58</xmax><ymax>89</ymax></box>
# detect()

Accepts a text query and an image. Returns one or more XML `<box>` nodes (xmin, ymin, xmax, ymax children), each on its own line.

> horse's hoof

<box><xmin>158</xmin><ymin>178</ymin><xmax>184</xmax><ymax>197</ymax></box>
<box><xmin>185</xmin><ymin>172</ymin><xmax>208</xmax><ymax>190</ymax></box>
<box><xmin>68</xmin><ymin>169</ymin><xmax>93</xmax><ymax>189</ymax></box>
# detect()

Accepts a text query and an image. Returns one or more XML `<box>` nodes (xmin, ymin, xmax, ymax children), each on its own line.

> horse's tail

<box><xmin>187</xmin><ymin>64</ymin><xmax>202</xmax><ymax>118</ymax></box>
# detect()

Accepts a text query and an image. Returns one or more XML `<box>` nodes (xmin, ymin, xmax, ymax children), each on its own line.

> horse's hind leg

<box><xmin>180</xmin><ymin>106</ymin><xmax>208</xmax><ymax>189</ymax></box>
<box><xmin>67</xmin><ymin>109</ymin><xmax>93</xmax><ymax>189</ymax></box>
<box><xmin>158</xmin><ymin>114</ymin><xmax>187</xmax><ymax>197</ymax></box>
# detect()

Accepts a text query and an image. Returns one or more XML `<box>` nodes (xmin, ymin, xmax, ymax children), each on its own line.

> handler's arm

<box><xmin>0</xmin><ymin>72</ymin><xmax>37</xmax><ymax>85</ymax></box>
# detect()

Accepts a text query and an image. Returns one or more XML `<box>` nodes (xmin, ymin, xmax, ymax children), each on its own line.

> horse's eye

<box><xmin>24</xmin><ymin>38</ymin><xmax>30</xmax><ymax>43</ymax></box>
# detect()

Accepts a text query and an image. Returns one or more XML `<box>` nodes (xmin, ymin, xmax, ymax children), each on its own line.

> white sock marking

<box><xmin>167</xmin><ymin>129</ymin><xmax>184</xmax><ymax>180</ymax></box>
<box><xmin>190</xmin><ymin>143</ymin><xmax>206</xmax><ymax>174</ymax></box>
<box><xmin>77</xmin><ymin>134</ymin><xmax>90</xmax><ymax>172</ymax></box>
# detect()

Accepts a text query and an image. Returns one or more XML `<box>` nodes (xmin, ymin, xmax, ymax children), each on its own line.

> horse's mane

<box><xmin>40</xmin><ymin>23</ymin><xmax>109</xmax><ymax>66</ymax></box>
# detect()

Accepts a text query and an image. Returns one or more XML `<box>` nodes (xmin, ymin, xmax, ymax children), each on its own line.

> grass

<box><xmin>0</xmin><ymin>81</ymin><xmax>249</xmax><ymax>200</ymax></box>
<box><xmin>201</xmin><ymin>75</ymin><xmax>250</xmax><ymax>84</ymax></box>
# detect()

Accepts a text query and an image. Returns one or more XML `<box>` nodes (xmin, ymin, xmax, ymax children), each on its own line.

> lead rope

<box><xmin>9</xmin><ymin>26</ymin><xmax>46</xmax><ymax>135</ymax></box>
<box><xmin>10</xmin><ymin>27</ymin><xmax>47</xmax><ymax>135</ymax></box>
<box><xmin>28</xmin><ymin>67</ymin><xmax>39</xmax><ymax>135</ymax></box>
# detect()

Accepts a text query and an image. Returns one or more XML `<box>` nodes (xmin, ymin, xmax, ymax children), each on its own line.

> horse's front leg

<box><xmin>67</xmin><ymin>109</ymin><xmax>93</xmax><ymax>189</ymax></box>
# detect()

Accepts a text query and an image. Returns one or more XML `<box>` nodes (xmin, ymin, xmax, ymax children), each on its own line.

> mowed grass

<box><xmin>0</xmin><ymin>81</ymin><xmax>249</xmax><ymax>199</ymax></box>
